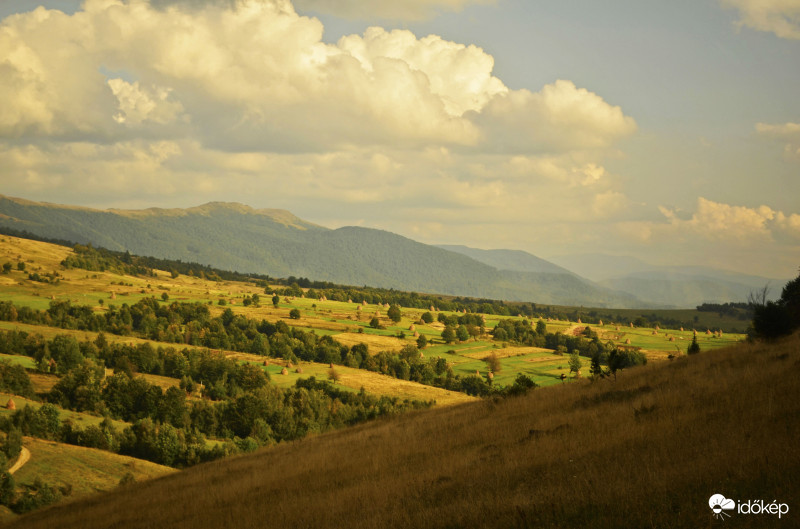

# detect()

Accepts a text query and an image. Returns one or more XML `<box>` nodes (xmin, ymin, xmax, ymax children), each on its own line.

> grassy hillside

<box><xmin>7</xmin><ymin>333</ymin><xmax>798</xmax><ymax>528</ymax></box>
<box><xmin>0</xmin><ymin>194</ymin><xmax>643</xmax><ymax>307</ymax></box>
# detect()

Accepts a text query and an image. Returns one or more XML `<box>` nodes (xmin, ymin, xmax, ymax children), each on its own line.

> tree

<box><xmin>289</xmin><ymin>309</ymin><xmax>301</xmax><ymax>320</ymax></box>
<box><xmin>161</xmin><ymin>292</ymin><xmax>169</xmax><ymax>302</ymax></box>
<box><xmin>387</xmin><ymin>305</ymin><xmax>402</xmax><ymax>323</ymax></box>
<box><xmin>272</xmin><ymin>295</ymin><xmax>280</xmax><ymax>308</ymax></box>
<box><xmin>0</xmin><ymin>471</ymin><xmax>15</xmax><ymax>506</ymax></box>
<box><xmin>687</xmin><ymin>335</ymin><xmax>700</xmax><ymax>355</ymax></box>
<box><xmin>421</xmin><ymin>312</ymin><xmax>433</xmax><ymax>324</ymax></box>
<box><xmin>568</xmin><ymin>352</ymin><xmax>582</xmax><ymax>377</ymax></box>
<box><xmin>369</xmin><ymin>317</ymin><xmax>382</xmax><ymax>329</ymax></box>
<box><xmin>750</xmin><ymin>272</ymin><xmax>800</xmax><ymax>339</ymax></box>
<box><xmin>1</xmin><ymin>263</ymin><xmax>11</xmax><ymax>274</ymax></box>
<box><xmin>607</xmin><ymin>348</ymin><xmax>646</xmax><ymax>379</ymax></box>
<box><xmin>327</xmin><ymin>367</ymin><xmax>341</xmax><ymax>384</ymax></box>
<box><xmin>455</xmin><ymin>325</ymin><xmax>469</xmax><ymax>342</ymax></box>
<box><xmin>485</xmin><ymin>351</ymin><xmax>501</xmax><ymax>373</ymax></box>
<box><xmin>416</xmin><ymin>334</ymin><xmax>428</xmax><ymax>349</ymax></box>
<box><xmin>441</xmin><ymin>327</ymin><xmax>456</xmax><ymax>344</ymax></box>
<box><xmin>536</xmin><ymin>319</ymin><xmax>547</xmax><ymax>335</ymax></box>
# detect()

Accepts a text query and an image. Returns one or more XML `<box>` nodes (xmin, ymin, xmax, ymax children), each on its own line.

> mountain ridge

<box><xmin>0</xmin><ymin>194</ymin><xmax>763</xmax><ymax>308</ymax></box>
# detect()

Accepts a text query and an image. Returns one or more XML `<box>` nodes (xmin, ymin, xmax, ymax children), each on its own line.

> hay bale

<box><xmin>419</xmin><ymin>352</ymin><xmax>424</xmax><ymax>359</ymax></box>
<box><xmin>630</xmin><ymin>322</ymin><xmax>634</xmax><ymax>328</ymax></box>
<box><xmin>475</xmin><ymin>370</ymin><xmax>480</xmax><ymax>376</ymax></box>
<box><xmin>680</xmin><ymin>327</ymin><xmax>684</xmax><ymax>332</ymax></box>
<box><xmin>280</xmin><ymin>367</ymin><xmax>288</xmax><ymax>375</ymax></box>
<box><xmin>348</xmin><ymin>299</ymin><xmax>352</xmax><ymax>303</ymax></box>
<box><xmin>706</xmin><ymin>329</ymin><xmax>712</xmax><ymax>335</ymax></box>
<box><xmin>625</xmin><ymin>338</ymin><xmax>631</xmax><ymax>345</ymax></box>
<box><xmin>5</xmin><ymin>398</ymin><xmax>15</xmax><ymax>410</ymax></box>
<box><xmin>110</xmin><ymin>292</ymin><xmax>116</xmax><ymax>300</ymax></box>
<box><xmin>357</xmin><ymin>306</ymin><xmax>362</xmax><ymax>311</ymax></box>
<box><xmin>413</xmin><ymin>331</ymin><xmax>419</xmax><ymax>338</ymax></box>
<box><xmin>295</xmin><ymin>367</ymin><xmax>303</xmax><ymax>374</ymax></box>
<box><xmin>487</xmin><ymin>372</ymin><xmax>494</xmax><ymax>380</ymax></box>
<box><xmin>363</xmin><ymin>300</ymin><xmax>368</xmax><ymax>306</ymax></box>
<box><xmin>430</xmin><ymin>305</ymin><xmax>435</xmax><ymax>312</ymax></box>
<box><xmin>577</xmin><ymin>318</ymin><xmax>582</xmax><ymax>324</ymax></box>
<box><xmin>669</xmin><ymin>336</ymin><xmax>675</xmax><ymax>342</ymax></box>
<box><xmin>409</xmin><ymin>324</ymin><xmax>415</xmax><ymax>331</ymax></box>
<box><xmin>263</xmin><ymin>360</ymin><xmax>269</xmax><ymax>366</ymax></box>
<box><xmin>598</xmin><ymin>320</ymin><xmax>603</xmax><ymax>326</ymax></box>
<box><xmin>329</xmin><ymin>363</ymin><xmax>334</xmax><ymax>368</ymax></box>
<box><xmin>287</xmin><ymin>362</ymin><xmax>294</xmax><ymax>369</ymax></box>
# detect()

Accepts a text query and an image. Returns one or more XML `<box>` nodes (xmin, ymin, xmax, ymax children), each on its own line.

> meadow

<box><xmin>7</xmin><ymin>331</ymin><xmax>797</xmax><ymax>529</ymax></box>
<box><xmin>0</xmin><ymin>234</ymin><xmax>756</xmax><ymax>522</ymax></box>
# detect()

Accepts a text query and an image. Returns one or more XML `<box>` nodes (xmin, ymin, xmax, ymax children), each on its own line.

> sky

<box><xmin>0</xmin><ymin>0</ymin><xmax>798</xmax><ymax>279</ymax></box>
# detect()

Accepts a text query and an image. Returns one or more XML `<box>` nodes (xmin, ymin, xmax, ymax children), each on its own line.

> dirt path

<box><xmin>8</xmin><ymin>446</ymin><xmax>30</xmax><ymax>474</ymax></box>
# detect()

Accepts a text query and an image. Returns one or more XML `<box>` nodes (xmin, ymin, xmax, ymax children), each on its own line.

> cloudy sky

<box><xmin>0</xmin><ymin>0</ymin><xmax>798</xmax><ymax>278</ymax></box>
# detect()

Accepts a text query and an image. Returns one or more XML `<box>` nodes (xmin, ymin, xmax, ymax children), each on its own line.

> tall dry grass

<box><xmin>6</xmin><ymin>334</ymin><xmax>799</xmax><ymax>528</ymax></box>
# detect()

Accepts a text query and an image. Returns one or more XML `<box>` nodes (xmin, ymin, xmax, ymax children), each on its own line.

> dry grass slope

<box><xmin>6</xmin><ymin>334</ymin><xmax>799</xmax><ymax>529</ymax></box>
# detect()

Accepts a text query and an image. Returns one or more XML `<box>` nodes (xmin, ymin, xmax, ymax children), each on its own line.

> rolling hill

<box><xmin>0</xmin><ymin>195</ymin><xmax>641</xmax><ymax>308</ymax></box>
<box><xmin>7</xmin><ymin>333</ymin><xmax>798</xmax><ymax>529</ymax></box>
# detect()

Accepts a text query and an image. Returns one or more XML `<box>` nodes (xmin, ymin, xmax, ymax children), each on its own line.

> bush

<box><xmin>289</xmin><ymin>309</ymin><xmax>301</xmax><ymax>320</ymax></box>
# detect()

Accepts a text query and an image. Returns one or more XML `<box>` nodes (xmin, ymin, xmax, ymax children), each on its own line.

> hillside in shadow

<box><xmin>8</xmin><ymin>333</ymin><xmax>799</xmax><ymax>528</ymax></box>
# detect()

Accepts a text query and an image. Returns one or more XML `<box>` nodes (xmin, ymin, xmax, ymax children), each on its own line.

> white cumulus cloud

<box><xmin>721</xmin><ymin>0</ymin><xmax>800</xmax><ymax>39</ymax></box>
<box><xmin>293</xmin><ymin>0</ymin><xmax>495</xmax><ymax>21</ymax></box>
<box><xmin>756</xmin><ymin>121</ymin><xmax>800</xmax><ymax>161</ymax></box>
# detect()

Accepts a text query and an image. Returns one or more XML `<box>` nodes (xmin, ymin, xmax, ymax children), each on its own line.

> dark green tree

<box><xmin>687</xmin><ymin>335</ymin><xmax>700</xmax><ymax>354</ymax></box>
<box><xmin>387</xmin><ymin>305</ymin><xmax>402</xmax><ymax>323</ymax></box>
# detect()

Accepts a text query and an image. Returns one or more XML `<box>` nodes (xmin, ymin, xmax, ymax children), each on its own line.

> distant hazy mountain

<box><xmin>549</xmin><ymin>252</ymin><xmax>786</xmax><ymax>306</ymax></box>
<box><xmin>0</xmin><ymin>194</ymin><xmax>642</xmax><ymax>308</ymax></box>
<box><xmin>436</xmin><ymin>245</ymin><xmax>577</xmax><ymax>276</ymax></box>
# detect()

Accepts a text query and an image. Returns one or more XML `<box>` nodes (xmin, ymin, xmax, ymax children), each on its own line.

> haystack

<box><xmin>295</xmin><ymin>367</ymin><xmax>303</xmax><ymax>374</ymax></box>
<box><xmin>409</xmin><ymin>324</ymin><xmax>415</xmax><ymax>332</ymax></box>
<box><xmin>280</xmin><ymin>367</ymin><xmax>288</xmax><ymax>375</ymax></box>
<box><xmin>5</xmin><ymin>398</ymin><xmax>15</xmax><ymax>410</ymax></box>
<box><xmin>413</xmin><ymin>331</ymin><xmax>419</xmax><ymax>338</ymax></box>
<box><xmin>110</xmin><ymin>292</ymin><xmax>116</xmax><ymax>300</ymax></box>
<box><xmin>598</xmin><ymin>320</ymin><xmax>603</xmax><ymax>326</ymax></box>
<box><xmin>625</xmin><ymin>338</ymin><xmax>631</xmax><ymax>345</ymax></box>
<box><xmin>487</xmin><ymin>372</ymin><xmax>494</xmax><ymax>380</ymax></box>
